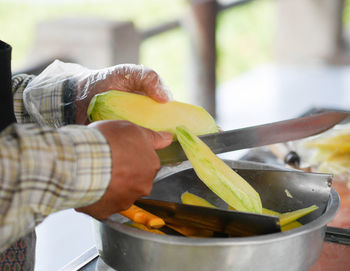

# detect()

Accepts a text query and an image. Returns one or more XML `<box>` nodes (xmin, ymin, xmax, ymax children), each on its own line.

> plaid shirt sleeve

<box><xmin>12</xmin><ymin>73</ymin><xmax>74</xmax><ymax>126</ymax></box>
<box><xmin>12</xmin><ymin>74</ymin><xmax>36</xmax><ymax>124</ymax></box>
<box><xmin>0</xmin><ymin>74</ymin><xmax>111</xmax><ymax>252</ymax></box>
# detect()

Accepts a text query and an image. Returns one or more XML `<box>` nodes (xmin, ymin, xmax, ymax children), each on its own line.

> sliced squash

<box><xmin>176</xmin><ymin>126</ymin><xmax>262</xmax><ymax>214</ymax></box>
<box><xmin>181</xmin><ymin>191</ymin><xmax>216</xmax><ymax>208</ymax></box>
<box><xmin>279</xmin><ymin>205</ymin><xmax>318</xmax><ymax>226</ymax></box>
<box><xmin>261</xmin><ymin>208</ymin><xmax>303</xmax><ymax>232</ymax></box>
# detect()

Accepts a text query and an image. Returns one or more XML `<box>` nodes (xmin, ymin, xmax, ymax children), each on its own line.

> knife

<box><xmin>157</xmin><ymin>111</ymin><xmax>349</xmax><ymax>165</ymax></box>
<box><xmin>134</xmin><ymin>198</ymin><xmax>281</xmax><ymax>237</ymax></box>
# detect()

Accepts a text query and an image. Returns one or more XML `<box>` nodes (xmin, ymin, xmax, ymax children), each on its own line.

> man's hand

<box><xmin>75</xmin><ymin>64</ymin><xmax>171</xmax><ymax>125</ymax></box>
<box><xmin>75</xmin><ymin>120</ymin><xmax>173</xmax><ymax>220</ymax></box>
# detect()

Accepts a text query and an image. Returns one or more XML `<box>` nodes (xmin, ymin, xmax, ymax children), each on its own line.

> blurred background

<box><xmin>1</xmin><ymin>0</ymin><xmax>276</xmax><ymax>103</ymax></box>
<box><xmin>3</xmin><ymin>0</ymin><xmax>350</xmax><ymax>123</ymax></box>
<box><xmin>2</xmin><ymin>0</ymin><xmax>350</xmax><ymax>270</ymax></box>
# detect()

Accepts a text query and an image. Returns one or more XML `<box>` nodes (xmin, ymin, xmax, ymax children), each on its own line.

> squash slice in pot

<box><xmin>176</xmin><ymin>126</ymin><xmax>263</xmax><ymax>214</ymax></box>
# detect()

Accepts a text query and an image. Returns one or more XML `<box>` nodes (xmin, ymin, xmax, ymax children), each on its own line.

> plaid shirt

<box><xmin>0</xmin><ymin>74</ymin><xmax>111</xmax><ymax>253</ymax></box>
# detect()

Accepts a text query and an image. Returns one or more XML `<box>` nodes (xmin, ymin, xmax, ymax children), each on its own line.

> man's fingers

<box><xmin>128</xmin><ymin>67</ymin><xmax>170</xmax><ymax>103</ymax></box>
<box><xmin>146</xmin><ymin>130</ymin><xmax>173</xmax><ymax>150</ymax></box>
<box><xmin>142</xmin><ymin>72</ymin><xmax>170</xmax><ymax>103</ymax></box>
<box><xmin>145</xmin><ymin>84</ymin><xmax>170</xmax><ymax>103</ymax></box>
<box><xmin>88</xmin><ymin>120</ymin><xmax>173</xmax><ymax>150</ymax></box>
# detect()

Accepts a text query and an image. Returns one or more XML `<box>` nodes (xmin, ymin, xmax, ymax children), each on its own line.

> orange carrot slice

<box><xmin>120</xmin><ymin>204</ymin><xmax>165</xmax><ymax>229</ymax></box>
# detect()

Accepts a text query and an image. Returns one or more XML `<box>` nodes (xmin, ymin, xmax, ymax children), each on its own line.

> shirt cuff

<box><xmin>12</xmin><ymin>74</ymin><xmax>36</xmax><ymax>124</ymax></box>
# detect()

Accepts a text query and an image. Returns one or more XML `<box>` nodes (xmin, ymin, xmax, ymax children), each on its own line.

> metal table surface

<box><xmin>36</xmin><ymin>64</ymin><xmax>350</xmax><ymax>270</ymax></box>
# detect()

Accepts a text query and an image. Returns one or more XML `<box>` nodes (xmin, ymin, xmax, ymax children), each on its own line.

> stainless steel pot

<box><xmin>94</xmin><ymin>160</ymin><xmax>339</xmax><ymax>271</ymax></box>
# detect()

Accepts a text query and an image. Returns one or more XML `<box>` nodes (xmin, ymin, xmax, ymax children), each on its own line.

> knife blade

<box><xmin>157</xmin><ymin>111</ymin><xmax>349</xmax><ymax>165</ymax></box>
<box><xmin>134</xmin><ymin>198</ymin><xmax>281</xmax><ymax>237</ymax></box>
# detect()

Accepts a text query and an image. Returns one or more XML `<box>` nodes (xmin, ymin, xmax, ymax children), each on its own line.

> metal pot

<box><xmin>94</xmin><ymin>160</ymin><xmax>339</xmax><ymax>271</ymax></box>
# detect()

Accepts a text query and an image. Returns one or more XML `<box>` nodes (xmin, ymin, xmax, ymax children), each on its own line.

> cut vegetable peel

<box><xmin>176</xmin><ymin>126</ymin><xmax>262</xmax><ymax>214</ymax></box>
<box><xmin>279</xmin><ymin>205</ymin><xmax>318</xmax><ymax>226</ymax></box>
<box><xmin>181</xmin><ymin>191</ymin><xmax>216</xmax><ymax>208</ymax></box>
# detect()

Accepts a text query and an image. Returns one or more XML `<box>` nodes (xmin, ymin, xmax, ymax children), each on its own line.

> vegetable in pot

<box><xmin>176</xmin><ymin>126</ymin><xmax>263</xmax><ymax>214</ymax></box>
<box><xmin>120</xmin><ymin>204</ymin><xmax>165</xmax><ymax>229</ymax></box>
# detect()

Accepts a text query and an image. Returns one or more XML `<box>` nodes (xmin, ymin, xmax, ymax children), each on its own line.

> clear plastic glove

<box><xmin>23</xmin><ymin>60</ymin><xmax>172</xmax><ymax>127</ymax></box>
<box><xmin>75</xmin><ymin>120</ymin><xmax>173</xmax><ymax>219</ymax></box>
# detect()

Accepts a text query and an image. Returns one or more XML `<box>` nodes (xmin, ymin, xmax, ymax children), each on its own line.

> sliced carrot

<box><xmin>167</xmin><ymin>223</ymin><xmax>214</xmax><ymax>237</ymax></box>
<box><xmin>126</xmin><ymin>222</ymin><xmax>166</xmax><ymax>235</ymax></box>
<box><xmin>120</xmin><ymin>204</ymin><xmax>165</xmax><ymax>229</ymax></box>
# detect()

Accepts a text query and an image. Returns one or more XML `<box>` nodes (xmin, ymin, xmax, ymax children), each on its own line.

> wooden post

<box><xmin>185</xmin><ymin>0</ymin><xmax>217</xmax><ymax>118</ymax></box>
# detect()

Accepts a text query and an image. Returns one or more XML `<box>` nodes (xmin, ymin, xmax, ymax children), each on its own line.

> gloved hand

<box><xmin>75</xmin><ymin>63</ymin><xmax>172</xmax><ymax>124</ymax></box>
<box><xmin>75</xmin><ymin>120</ymin><xmax>173</xmax><ymax>220</ymax></box>
<box><xmin>23</xmin><ymin>60</ymin><xmax>172</xmax><ymax>127</ymax></box>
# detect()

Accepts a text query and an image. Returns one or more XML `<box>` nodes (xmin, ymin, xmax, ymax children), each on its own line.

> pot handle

<box><xmin>325</xmin><ymin>226</ymin><xmax>350</xmax><ymax>245</ymax></box>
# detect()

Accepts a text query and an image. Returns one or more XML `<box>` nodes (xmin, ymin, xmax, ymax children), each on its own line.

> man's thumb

<box><xmin>149</xmin><ymin>131</ymin><xmax>173</xmax><ymax>150</ymax></box>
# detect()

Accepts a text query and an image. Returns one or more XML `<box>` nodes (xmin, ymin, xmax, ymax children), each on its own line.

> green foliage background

<box><xmin>10</xmin><ymin>0</ymin><xmax>350</xmax><ymax>101</ymax></box>
<box><xmin>0</xmin><ymin>0</ymin><xmax>278</xmax><ymax>100</ymax></box>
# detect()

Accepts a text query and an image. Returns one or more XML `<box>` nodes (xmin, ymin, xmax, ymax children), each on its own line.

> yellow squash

<box><xmin>87</xmin><ymin>90</ymin><xmax>218</xmax><ymax>137</ymax></box>
<box><xmin>261</xmin><ymin>208</ymin><xmax>302</xmax><ymax>232</ymax></box>
<box><xmin>279</xmin><ymin>205</ymin><xmax>318</xmax><ymax>226</ymax></box>
<box><xmin>181</xmin><ymin>191</ymin><xmax>216</xmax><ymax>208</ymax></box>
